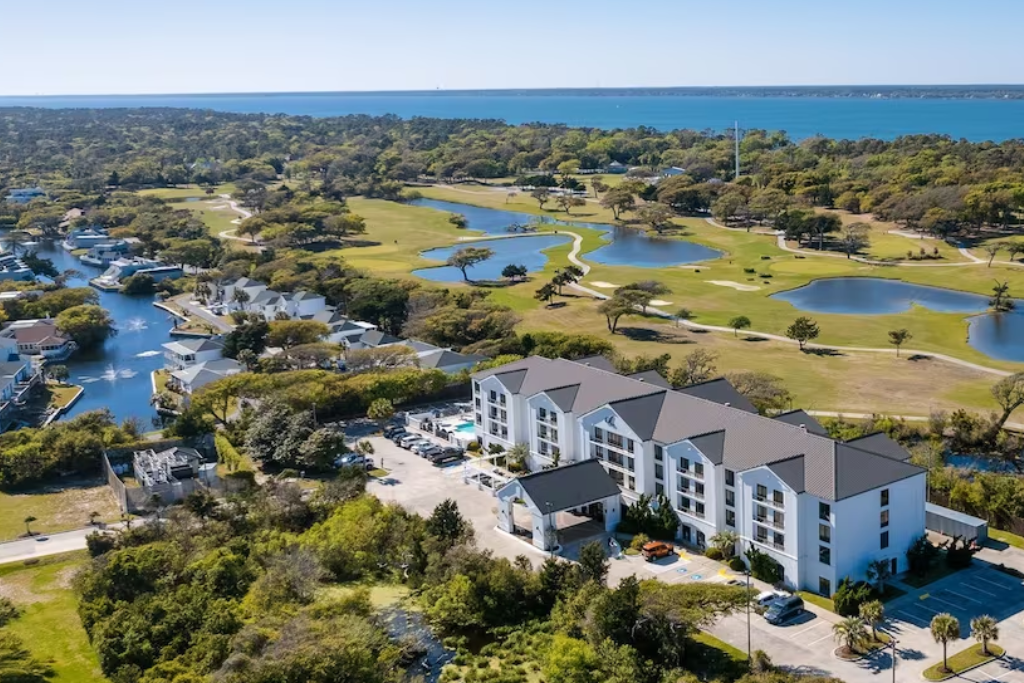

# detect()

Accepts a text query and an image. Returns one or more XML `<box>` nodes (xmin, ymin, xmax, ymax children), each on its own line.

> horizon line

<box><xmin>3</xmin><ymin>83</ymin><xmax>1024</xmax><ymax>99</ymax></box>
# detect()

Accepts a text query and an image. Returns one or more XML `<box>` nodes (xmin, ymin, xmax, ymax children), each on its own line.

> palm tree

<box><xmin>930</xmin><ymin>613</ymin><xmax>961</xmax><ymax>672</ymax></box>
<box><xmin>832</xmin><ymin>616</ymin><xmax>869</xmax><ymax>655</ymax></box>
<box><xmin>859</xmin><ymin>600</ymin><xmax>885</xmax><ymax>641</ymax></box>
<box><xmin>866</xmin><ymin>558</ymin><xmax>892</xmax><ymax>593</ymax></box>
<box><xmin>970</xmin><ymin>615</ymin><xmax>998</xmax><ymax>656</ymax></box>
<box><xmin>709</xmin><ymin>530</ymin><xmax>740</xmax><ymax>556</ymax></box>
<box><xmin>23</xmin><ymin>515</ymin><xmax>37</xmax><ymax>536</ymax></box>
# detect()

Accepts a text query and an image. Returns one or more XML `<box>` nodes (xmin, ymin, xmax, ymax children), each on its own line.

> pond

<box><xmin>410</xmin><ymin>198</ymin><xmax>723</xmax><ymax>267</ymax></box>
<box><xmin>2</xmin><ymin>239</ymin><xmax>176</xmax><ymax>427</ymax></box>
<box><xmin>412</xmin><ymin>234</ymin><xmax>571</xmax><ymax>282</ymax></box>
<box><xmin>771</xmin><ymin>277</ymin><xmax>1024</xmax><ymax>362</ymax></box>
<box><xmin>381</xmin><ymin>608</ymin><xmax>455</xmax><ymax>683</ymax></box>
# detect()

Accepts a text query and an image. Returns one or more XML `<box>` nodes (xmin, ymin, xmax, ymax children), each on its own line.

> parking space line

<box><xmin>941</xmin><ymin>588</ymin><xmax>982</xmax><ymax>604</ymax></box>
<box><xmin>896</xmin><ymin>609</ymin><xmax>932</xmax><ymax>627</ymax></box>
<box><xmin>927</xmin><ymin>594</ymin><xmax>970</xmax><ymax>611</ymax></box>
<box><xmin>966</xmin><ymin>583</ymin><xmax>1000</xmax><ymax>598</ymax></box>
<box><xmin>788</xmin><ymin>622</ymin><xmax>826</xmax><ymax>640</ymax></box>
<box><xmin>974</xmin><ymin>574</ymin><xmax>1017</xmax><ymax>592</ymax></box>
<box><xmin>808</xmin><ymin>631</ymin><xmax>835</xmax><ymax>646</ymax></box>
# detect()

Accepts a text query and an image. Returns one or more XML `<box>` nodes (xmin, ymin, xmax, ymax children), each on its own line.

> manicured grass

<box><xmin>317</xmin><ymin>583</ymin><xmax>410</xmax><ymax>608</ymax></box>
<box><xmin>989</xmin><ymin>528</ymin><xmax>1024</xmax><ymax>549</ymax></box>
<box><xmin>923</xmin><ymin>643</ymin><xmax>1004</xmax><ymax>681</ymax></box>
<box><xmin>0</xmin><ymin>482</ymin><xmax>119</xmax><ymax>541</ymax></box>
<box><xmin>167</xmin><ymin>198</ymin><xmax>243</xmax><ymax>240</ymax></box>
<box><xmin>688</xmin><ymin>630</ymin><xmax>749</xmax><ymax>680</ymax></box>
<box><xmin>367</xmin><ymin>468</ymin><xmax>389</xmax><ymax>478</ymax></box>
<box><xmin>903</xmin><ymin>560</ymin><xmax>963</xmax><ymax>589</ymax></box>
<box><xmin>797</xmin><ymin>590</ymin><xmax>835</xmax><ymax>612</ymax></box>
<box><xmin>0</xmin><ymin>552</ymin><xmax>107</xmax><ymax>682</ymax></box>
<box><xmin>137</xmin><ymin>183</ymin><xmax>236</xmax><ymax>200</ymax></box>
<box><xmin>44</xmin><ymin>382</ymin><xmax>81</xmax><ymax>411</ymax></box>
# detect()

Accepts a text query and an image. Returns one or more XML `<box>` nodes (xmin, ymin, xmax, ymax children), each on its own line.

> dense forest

<box><xmin>3</xmin><ymin>107</ymin><xmax>1024</xmax><ymax>242</ymax></box>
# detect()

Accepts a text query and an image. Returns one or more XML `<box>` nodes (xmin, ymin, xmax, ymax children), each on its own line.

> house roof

<box><xmin>773</xmin><ymin>409</ymin><xmax>828</xmax><ymax>436</ymax></box>
<box><xmin>768</xmin><ymin>455</ymin><xmax>806</xmax><ymax>493</ymax></box>
<box><xmin>359</xmin><ymin>330</ymin><xmax>402</xmax><ymax>347</ymax></box>
<box><xmin>311</xmin><ymin>309</ymin><xmax>347</xmax><ymax>324</ymax></box>
<box><xmin>419</xmin><ymin>349</ymin><xmax>486</xmax><ymax>370</ymax></box>
<box><xmin>677</xmin><ymin>378</ymin><xmax>757</xmax><ymax>413</ymax></box>
<box><xmin>473</xmin><ymin>356</ymin><xmax>925</xmax><ymax>501</ymax></box>
<box><xmin>170</xmin><ymin>358</ymin><xmax>242</xmax><ymax>385</ymax></box>
<box><xmin>512</xmin><ymin>459</ymin><xmax>622</xmax><ymax>512</ymax></box>
<box><xmin>4</xmin><ymin>322</ymin><xmax>68</xmax><ymax>345</ymax></box>
<box><xmin>627</xmin><ymin>370</ymin><xmax>672</xmax><ymax>389</ymax></box>
<box><xmin>844</xmin><ymin>433</ymin><xmax>913</xmax><ymax>462</ymax></box>
<box><xmin>162</xmin><ymin>338</ymin><xmax>223</xmax><ymax>355</ymax></box>
<box><xmin>572</xmin><ymin>355</ymin><xmax>617</xmax><ymax>372</ymax></box>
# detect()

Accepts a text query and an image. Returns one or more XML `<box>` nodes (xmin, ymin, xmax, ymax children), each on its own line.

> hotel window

<box><xmin>755</xmin><ymin>505</ymin><xmax>767</xmax><ymax>523</ymax></box>
<box><xmin>655</xmin><ymin>464</ymin><xmax>664</xmax><ymax>481</ymax></box>
<box><xmin>819</xmin><ymin>523</ymin><xmax>830</xmax><ymax>543</ymax></box>
<box><xmin>539</xmin><ymin>441</ymin><xmax>549</xmax><ymax>455</ymax></box>
<box><xmin>880</xmin><ymin>510</ymin><xmax>889</xmax><ymax>528</ymax></box>
<box><xmin>678</xmin><ymin>496</ymin><xmax>691</xmax><ymax>512</ymax></box>
<box><xmin>773</xmin><ymin>532</ymin><xmax>785</xmax><ymax>550</ymax></box>
<box><xmin>694</xmin><ymin>462</ymin><xmax>704</xmax><ymax>478</ymax></box>
<box><xmin>773</xmin><ymin>510</ymin><xmax>785</xmax><ymax>529</ymax></box>
<box><xmin>725</xmin><ymin>489</ymin><xmax>735</xmax><ymax>507</ymax></box>
<box><xmin>695</xmin><ymin>482</ymin><xmax>705</xmax><ymax>498</ymax></box>
<box><xmin>695</xmin><ymin>502</ymin><xmax>705</xmax><ymax>518</ymax></box>
<box><xmin>819</xmin><ymin>577</ymin><xmax>831</xmax><ymax>597</ymax></box>
<box><xmin>655</xmin><ymin>482</ymin><xmax>665</xmax><ymax>496</ymax></box>
<box><xmin>625</xmin><ymin>457</ymin><xmax>635</xmax><ymax>472</ymax></box>
<box><xmin>500</xmin><ymin>426</ymin><xmax>508</xmax><ymax>439</ymax></box>
<box><xmin>679</xmin><ymin>457</ymin><xmax>690</xmax><ymax>473</ymax></box>
<box><xmin>539</xmin><ymin>425</ymin><xmax>548</xmax><ymax>440</ymax></box>
<box><xmin>500</xmin><ymin>409</ymin><xmax>507</xmax><ymax>422</ymax></box>
<box><xmin>819</xmin><ymin>546</ymin><xmax>831</xmax><ymax>565</ymax></box>
<box><xmin>475</xmin><ymin>412</ymin><xmax>482</xmax><ymax>425</ymax></box>
<box><xmin>819</xmin><ymin>502</ymin><xmax>830</xmax><ymax>521</ymax></box>
<box><xmin>607</xmin><ymin>432</ymin><xmax>625</xmax><ymax>450</ymax></box>
<box><xmin>881</xmin><ymin>531</ymin><xmax>889</xmax><ymax>549</ymax></box>
<box><xmin>725</xmin><ymin>509</ymin><xmax>736</xmax><ymax>527</ymax></box>
<box><xmin>725</xmin><ymin>469</ymin><xmax>735</xmax><ymax>486</ymax></box>
<box><xmin>654</xmin><ymin>445</ymin><xmax>663</xmax><ymax>462</ymax></box>
<box><xmin>593</xmin><ymin>427</ymin><xmax>604</xmax><ymax>443</ymax></box>
<box><xmin>489</xmin><ymin>390</ymin><xmax>496</xmax><ymax>402</ymax></box>
<box><xmin>679</xmin><ymin>478</ymin><xmax>691</xmax><ymax>493</ymax></box>
<box><xmin>499</xmin><ymin>394</ymin><xmax>506</xmax><ymax>406</ymax></box>
<box><xmin>625</xmin><ymin>438</ymin><xmax>635</xmax><ymax>453</ymax></box>
<box><xmin>475</xmin><ymin>397</ymin><xmax>481</xmax><ymax>409</ymax></box>
<box><xmin>626</xmin><ymin>476</ymin><xmax>635</xmax><ymax>491</ymax></box>
<box><xmin>755</xmin><ymin>526</ymin><xmax>767</xmax><ymax>544</ymax></box>
<box><xmin>880</xmin><ymin>489</ymin><xmax>889</xmax><ymax>506</ymax></box>
<box><xmin>756</xmin><ymin>484</ymin><xmax>767</xmax><ymax>502</ymax></box>
<box><xmin>773</xmin><ymin>490</ymin><xmax>784</xmax><ymax>506</ymax></box>
<box><xmin>538</xmin><ymin>407</ymin><xmax>547</xmax><ymax>421</ymax></box>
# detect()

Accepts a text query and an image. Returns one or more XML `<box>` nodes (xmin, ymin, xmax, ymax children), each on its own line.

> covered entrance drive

<box><xmin>495</xmin><ymin>460</ymin><xmax>622</xmax><ymax>553</ymax></box>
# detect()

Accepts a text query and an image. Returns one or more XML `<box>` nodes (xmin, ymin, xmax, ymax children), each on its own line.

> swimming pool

<box><xmin>453</xmin><ymin>421</ymin><xmax>476</xmax><ymax>435</ymax></box>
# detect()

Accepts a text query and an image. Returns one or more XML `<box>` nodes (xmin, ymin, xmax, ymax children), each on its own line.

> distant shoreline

<box><xmin>5</xmin><ymin>85</ymin><xmax>1024</xmax><ymax>101</ymax></box>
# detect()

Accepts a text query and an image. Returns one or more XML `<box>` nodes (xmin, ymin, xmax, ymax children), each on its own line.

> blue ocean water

<box><xmin>2</xmin><ymin>92</ymin><xmax>1024</xmax><ymax>141</ymax></box>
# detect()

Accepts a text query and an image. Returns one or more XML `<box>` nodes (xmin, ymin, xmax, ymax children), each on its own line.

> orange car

<box><xmin>641</xmin><ymin>541</ymin><xmax>675</xmax><ymax>561</ymax></box>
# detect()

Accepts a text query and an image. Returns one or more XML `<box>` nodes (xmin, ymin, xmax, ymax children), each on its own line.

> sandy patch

<box><xmin>649</xmin><ymin>299</ymin><xmax>673</xmax><ymax>306</ymax></box>
<box><xmin>54</xmin><ymin>565</ymin><xmax>81</xmax><ymax>590</ymax></box>
<box><xmin>706</xmin><ymin>280</ymin><xmax>762</xmax><ymax>292</ymax></box>
<box><xmin>678</xmin><ymin>265</ymin><xmax>710</xmax><ymax>270</ymax></box>
<box><xmin>589</xmin><ymin>281</ymin><xmax>619</xmax><ymax>289</ymax></box>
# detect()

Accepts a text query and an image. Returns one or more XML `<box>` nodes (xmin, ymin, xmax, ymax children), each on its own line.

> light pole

<box><xmin>546</xmin><ymin>501</ymin><xmax>554</xmax><ymax>558</ymax></box>
<box><xmin>891</xmin><ymin>636</ymin><xmax>898</xmax><ymax>683</ymax></box>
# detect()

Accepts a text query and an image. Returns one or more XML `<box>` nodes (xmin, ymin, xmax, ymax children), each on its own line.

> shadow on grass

<box><xmin>685</xmin><ymin>636</ymin><xmax>749</xmax><ymax>681</ymax></box>
<box><xmin>741</xmin><ymin>335</ymin><xmax>770</xmax><ymax>342</ymax></box>
<box><xmin>619</xmin><ymin>327</ymin><xmax>696</xmax><ymax>344</ymax></box>
<box><xmin>803</xmin><ymin>347</ymin><xmax>845</xmax><ymax>357</ymax></box>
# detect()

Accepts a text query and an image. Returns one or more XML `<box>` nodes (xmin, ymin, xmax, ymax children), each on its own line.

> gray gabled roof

<box><xmin>572</xmin><ymin>355</ymin><xmax>616</xmax><ymax>372</ymax></box>
<box><xmin>420</xmin><ymin>349</ymin><xmax>486</xmax><ymax>370</ymax></box>
<box><xmin>677</xmin><ymin>378</ymin><xmax>757</xmax><ymax>414</ymax></box>
<box><xmin>774</xmin><ymin>409</ymin><xmax>828</xmax><ymax>436</ymax></box>
<box><xmin>844</xmin><ymin>433</ymin><xmax>912</xmax><ymax>462</ymax></box>
<box><xmin>768</xmin><ymin>455</ymin><xmax>806</xmax><ymax>493</ymax></box>
<box><xmin>627</xmin><ymin>370</ymin><xmax>672</xmax><ymax>389</ymax></box>
<box><xmin>359</xmin><ymin>330</ymin><xmax>402</xmax><ymax>347</ymax></box>
<box><xmin>513</xmin><ymin>459</ymin><xmax>622</xmax><ymax>512</ymax></box>
<box><xmin>474</xmin><ymin>355</ymin><xmax>925</xmax><ymax>502</ymax></box>
<box><xmin>544</xmin><ymin>385</ymin><xmax>580</xmax><ymax>412</ymax></box>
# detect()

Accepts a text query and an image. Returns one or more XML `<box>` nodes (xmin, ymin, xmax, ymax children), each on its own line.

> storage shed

<box><xmin>925</xmin><ymin>502</ymin><xmax>988</xmax><ymax>543</ymax></box>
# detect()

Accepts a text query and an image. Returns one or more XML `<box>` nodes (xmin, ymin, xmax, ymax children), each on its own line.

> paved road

<box><xmin>0</xmin><ymin>527</ymin><xmax>104</xmax><ymax>565</ymax></box>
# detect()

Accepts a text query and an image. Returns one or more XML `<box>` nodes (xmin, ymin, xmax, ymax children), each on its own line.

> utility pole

<box><xmin>891</xmin><ymin>636</ymin><xmax>898</xmax><ymax>683</ymax></box>
<box><xmin>734</xmin><ymin>121</ymin><xmax>741</xmax><ymax>180</ymax></box>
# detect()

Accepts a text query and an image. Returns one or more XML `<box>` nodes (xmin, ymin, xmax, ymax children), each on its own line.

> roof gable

<box><xmin>844</xmin><ymin>433</ymin><xmax>912</xmax><ymax>462</ymax></box>
<box><xmin>627</xmin><ymin>369</ymin><xmax>672</xmax><ymax>389</ymax></box>
<box><xmin>768</xmin><ymin>455</ymin><xmax>806</xmax><ymax>493</ymax></box>
<box><xmin>608</xmin><ymin>392</ymin><xmax>666</xmax><ymax>441</ymax></box>
<box><xmin>688</xmin><ymin>430</ymin><xmax>726</xmax><ymax>464</ymax></box>
<box><xmin>512</xmin><ymin>460</ymin><xmax>621</xmax><ymax>512</ymax></box>
<box><xmin>773</xmin><ymin>409</ymin><xmax>828</xmax><ymax>436</ymax></box>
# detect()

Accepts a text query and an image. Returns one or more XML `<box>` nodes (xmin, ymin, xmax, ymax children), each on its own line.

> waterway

<box><xmin>413</xmin><ymin>234</ymin><xmax>571</xmax><ymax>282</ymax></box>
<box><xmin>4</xmin><ymin>92</ymin><xmax>1024</xmax><ymax>141</ymax></box>
<box><xmin>3</xmin><ymin>241</ymin><xmax>175</xmax><ymax>426</ymax></box>
<box><xmin>771</xmin><ymin>277</ymin><xmax>1024</xmax><ymax>362</ymax></box>
<box><xmin>410</xmin><ymin>198</ymin><xmax>722</xmax><ymax>269</ymax></box>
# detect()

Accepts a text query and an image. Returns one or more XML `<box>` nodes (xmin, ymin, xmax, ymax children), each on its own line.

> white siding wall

<box><xmin>833</xmin><ymin>473</ymin><xmax>927</xmax><ymax>583</ymax></box>
<box><xmin>664</xmin><ymin>440</ymin><xmax>718</xmax><ymax>546</ymax></box>
<box><xmin>579</xmin><ymin>406</ymin><xmax>642</xmax><ymax>502</ymax></box>
<box><xmin>525</xmin><ymin>393</ymin><xmax>574</xmax><ymax>469</ymax></box>
<box><xmin>475</xmin><ymin>376</ymin><xmax>515</xmax><ymax>449</ymax></box>
<box><xmin>736</xmin><ymin>467</ymin><xmax>800</xmax><ymax>588</ymax></box>
<box><xmin>799</xmin><ymin>495</ymin><xmax>837</xmax><ymax>595</ymax></box>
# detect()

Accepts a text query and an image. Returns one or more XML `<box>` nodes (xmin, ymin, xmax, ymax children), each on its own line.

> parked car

<box><xmin>383</xmin><ymin>424</ymin><xmax>406</xmax><ymax>438</ymax></box>
<box><xmin>412</xmin><ymin>441</ymin><xmax>438</xmax><ymax>456</ymax></box>
<box><xmin>399</xmin><ymin>434</ymin><xmax>425</xmax><ymax>449</ymax></box>
<box><xmin>418</xmin><ymin>445</ymin><xmax>442</xmax><ymax>459</ymax></box>
<box><xmin>429</xmin><ymin>447</ymin><xmax>464</xmax><ymax>462</ymax></box>
<box><xmin>764</xmin><ymin>595</ymin><xmax>804</xmax><ymax>625</ymax></box>
<box><xmin>336</xmin><ymin>453</ymin><xmax>368</xmax><ymax>468</ymax></box>
<box><xmin>756</xmin><ymin>590</ymin><xmax>789</xmax><ymax>608</ymax></box>
<box><xmin>641</xmin><ymin>541</ymin><xmax>675</xmax><ymax>562</ymax></box>
<box><xmin>433</xmin><ymin>453</ymin><xmax>465</xmax><ymax>466</ymax></box>
<box><xmin>389</xmin><ymin>429</ymin><xmax>409</xmax><ymax>443</ymax></box>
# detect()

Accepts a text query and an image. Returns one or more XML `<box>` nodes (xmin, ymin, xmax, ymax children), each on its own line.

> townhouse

<box><xmin>472</xmin><ymin>356</ymin><xmax>926</xmax><ymax>594</ymax></box>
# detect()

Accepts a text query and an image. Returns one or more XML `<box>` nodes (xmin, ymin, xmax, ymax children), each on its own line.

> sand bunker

<box><xmin>589</xmin><ymin>281</ymin><xmax>619</xmax><ymax>289</ymax></box>
<box><xmin>649</xmin><ymin>299</ymin><xmax>673</xmax><ymax>306</ymax></box>
<box><xmin>678</xmin><ymin>265</ymin><xmax>710</xmax><ymax>270</ymax></box>
<box><xmin>706</xmin><ymin>280</ymin><xmax>762</xmax><ymax>292</ymax></box>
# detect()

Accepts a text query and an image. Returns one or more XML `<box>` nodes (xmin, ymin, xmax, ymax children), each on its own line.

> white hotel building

<box><xmin>471</xmin><ymin>355</ymin><xmax>926</xmax><ymax>595</ymax></box>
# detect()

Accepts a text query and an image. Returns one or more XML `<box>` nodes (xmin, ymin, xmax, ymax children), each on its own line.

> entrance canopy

<box><xmin>513</xmin><ymin>459</ymin><xmax>622</xmax><ymax>513</ymax></box>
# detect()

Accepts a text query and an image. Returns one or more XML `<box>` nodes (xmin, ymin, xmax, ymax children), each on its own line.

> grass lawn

<box><xmin>317</xmin><ymin>583</ymin><xmax>410</xmax><ymax>608</ymax></box>
<box><xmin>835</xmin><ymin>631</ymin><xmax>892</xmax><ymax>660</ymax></box>
<box><xmin>989</xmin><ymin>529</ymin><xmax>1024</xmax><ymax>549</ymax></box>
<box><xmin>0</xmin><ymin>552</ymin><xmax>107</xmax><ymax>682</ymax></box>
<box><xmin>137</xmin><ymin>183</ymin><xmax>236</xmax><ymax>201</ymax></box>
<box><xmin>0</xmin><ymin>481</ymin><xmax>119</xmax><ymax>541</ymax></box>
<box><xmin>923</xmin><ymin>643</ymin><xmax>1004</xmax><ymax>681</ymax></box>
<box><xmin>688</xmin><ymin>630</ymin><xmax>749</xmax><ymax>680</ymax></box>
<box><xmin>44</xmin><ymin>382</ymin><xmax>81</xmax><ymax>411</ymax></box>
<box><xmin>168</xmin><ymin>198</ymin><xmax>243</xmax><ymax>241</ymax></box>
<box><xmin>797</xmin><ymin>590</ymin><xmax>835</xmax><ymax>612</ymax></box>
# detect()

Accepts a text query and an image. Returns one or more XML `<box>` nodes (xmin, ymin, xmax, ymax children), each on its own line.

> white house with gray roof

<box><xmin>471</xmin><ymin>356</ymin><xmax>926</xmax><ymax>594</ymax></box>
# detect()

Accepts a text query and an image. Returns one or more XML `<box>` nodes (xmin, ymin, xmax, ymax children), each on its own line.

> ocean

<box><xmin>1</xmin><ymin>91</ymin><xmax>1023</xmax><ymax>141</ymax></box>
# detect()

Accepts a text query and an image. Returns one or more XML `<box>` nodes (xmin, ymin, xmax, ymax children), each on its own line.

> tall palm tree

<box><xmin>832</xmin><ymin>616</ymin><xmax>869</xmax><ymax>655</ymax></box>
<box><xmin>930</xmin><ymin>613</ymin><xmax>961</xmax><ymax>672</ymax></box>
<box><xmin>859</xmin><ymin>600</ymin><xmax>885</xmax><ymax>641</ymax></box>
<box><xmin>970</xmin><ymin>615</ymin><xmax>998</xmax><ymax>656</ymax></box>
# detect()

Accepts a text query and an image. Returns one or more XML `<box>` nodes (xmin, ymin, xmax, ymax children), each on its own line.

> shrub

<box><xmin>467</xmin><ymin>441</ymin><xmax>481</xmax><ymax>452</ymax></box>
<box><xmin>705</xmin><ymin>547</ymin><xmax>724</xmax><ymax>561</ymax></box>
<box><xmin>907</xmin><ymin>534</ymin><xmax>939</xmax><ymax>576</ymax></box>
<box><xmin>629</xmin><ymin>533</ymin><xmax>650</xmax><ymax>551</ymax></box>
<box><xmin>85</xmin><ymin>531</ymin><xmax>118</xmax><ymax>558</ymax></box>
<box><xmin>745</xmin><ymin>546</ymin><xmax>783</xmax><ymax>584</ymax></box>
<box><xmin>279</xmin><ymin>468</ymin><xmax>300</xmax><ymax>479</ymax></box>
<box><xmin>0</xmin><ymin>597</ymin><xmax>19</xmax><ymax>627</ymax></box>
<box><xmin>729</xmin><ymin>557</ymin><xmax>747</xmax><ymax>572</ymax></box>
<box><xmin>743</xmin><ymin>267</ymin><xmax>756</xmax><ymax>274</ymax></box>
<box><xmin>832</xmin><ymin>577</ymin><xmax>875</xmax><ymax>617</ymax></box>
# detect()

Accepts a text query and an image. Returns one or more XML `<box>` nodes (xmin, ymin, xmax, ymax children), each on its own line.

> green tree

<box><xmin>424</xmin><ymin>573</ymin><xmax>481</xmax><ymax>632</ymax></box>
<box><xmin>23</xmin><ymin>515</ymin><xmax>36</xmax><ymax>536</ymax></box>
<box><xmin>709</xmin><ymin>530</ymin><xmax>739</xmax><ymax>556</ymax></box>
<box><xmin>839</xmin><ymin>222</ymin><xmax>871</xmax><ymax>258</ymax></box>
<box><xmin>989</xmin><ymin>372</ymin><xmax>1024</xmax><ymax>434</ymax></box>
<box><xmin>578</xmin><ymin>541</ymin><xmax>609</xmax><ymax>584</ymax></box>
<box><xmin>502</xmin><ymin>263</ymin><xmax>528</xmax><ymax>281</ymax></box>
<box><xmin>866</xmin><ymin>558</ymin><xmax>892</xmax><ymax>593</ymax></box>
<box><xmin>55</xmin><ymin>304</ymin><xmax>117</xmax><ymax>350</ymax></box>
<box><xmin>989</xmin><ymin>280</ymin><xmax>1014</xmax><ymax>312</ymax></box>
<box><xmin>0</xmin><ymin>631</ymin><xmax>54</xmax><ymax>682</ymax></box>
<box><xmin>535</xmin><ymin>283</ymin><xmax>557</xmax><ymax>305</ymax></box>
<box><xmin>597</xmin><ymin>296</ymin><xmax>634</xmax><ymax>334</ymax></box>
<box><xmin>728</xmin><ymin>315</ymin><xmax>751</xmax><ymax>337</ymax></box>
<box><xmin>267</xmin><ymin>320</ymin><xmax>330</xmax><ymax>348</ymax></box>
<box><xmin>930</xmin><ymin>613</ymin><xmax>961</xmax><ymax>673</ymax></box>
<box><xmin>983</xmin><ymin>242</ymin><xmax>1003</xmax><ymax>267</ymax></box>
<box><xmin>531</xmin><ymin>187</ymin><xmax>551</xmax><ymax>209</ymax></box>
<box><xmin>859</xmin><ymin>600</ymin><xmax>885</xmax><ymax>641</ymax></box>
<box><xmin>556</xmin><ymin>194</ymin><xmax>586</xmax><ymax>214</ymax></box>
<box><xmin>637</xmin><ymin>202</ymin><xmax>675</xmax><ymax>233</ymax></box>
<box><xmin>970</xmin><ymin>614</ymin><xmax>998</xmax><ymax>656</ymax></box>
<box><xmin>448</xmin><ymin>213</ymin><xmax>468</xmax><ymax>229</ymax></box>
<box><xmin>600</xmin><ymin>186</ymin><xmax>636</xmax><ymax>219</ymax></box>
<box><xmin>832</xmin><ymin>616</ymin><xmax>869</xmax><ymax>654</ymax></box>
<box><xmin>46</xmin><ymin>364</ymin><xmax>69</xmax><ymax>383</ymax></box>
<box><xmin>888</xmin><ymin>328</ymin><xmax>913</xmax><ymax>357</ymax></box>
<box><xmin>222</xmin><ymin>318</ymin><xmax>269</xmax><ymax>358</ymax></box>
<box><xmin>446</xmin><ymin>246</ymin><xmax>494</xmax><ymax>281</ymax></box>
<box><xmin>426</xmin><ymin>499</ymin><xmax>473</xmax><ymax>550</ymax></box>
<box><xmin>366</xmin><ymin>397</ymin><xmax>394</xmax><ymax>432</ymax></box>
<box><xmin>785</xmin><ymin>316</ymin><xmax>820</xmax><ymax>350</ymax></box>
<box><xmin>543</xmin><ymin>635</ymin><xmax>600</xmax><ymax>683</ymax></box>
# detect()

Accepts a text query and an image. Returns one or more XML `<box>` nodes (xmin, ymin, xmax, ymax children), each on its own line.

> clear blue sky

<box><xmin>2</xmin><ymin>0</ymin><xmax>1022</xmax><ymax>95</ymax></box>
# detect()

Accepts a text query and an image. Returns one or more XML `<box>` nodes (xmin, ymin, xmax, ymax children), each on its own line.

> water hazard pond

<box><xmin>772</xmin><ymin>277</ymin><xmax>1024</xmax><ymax>362</ymax></box>
<box><xmin>409</xmin><ymin>198</ymin><xmax>722</xmax><ymax>275</ymax></box>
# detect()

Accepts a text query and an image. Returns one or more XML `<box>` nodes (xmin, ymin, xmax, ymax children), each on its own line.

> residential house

<box><xmin>606</xmin><ymin>161</ymin><xmax>628</xmax><ymax>174</ymax></box>
<box><xmin>162</xmin><ymin>337</ymin><xmax>224</xmax><ymax>371</ymax></box>
<box><xmin>59</xmin><ymin>208</ymin><xmax>85</xmax><ymax>229</ymax></box>
<box><xmin>0</xmin><ymin>252</ymin><xmax>32</xmax><ymax>281</ymax></box>
<box><xmin>0</xmin><ymin>360</ymin><xmax>40</xmax><ymax>431</ymax></box>
<box><xmin>169</xmin><ymin>358</ymin><xmax>243</xmax><ymax>395</ymax></box>
<box><xmin>472</xmin><ymin>356</ymin><xmax>927</xmax><ymax>594</ymax></box>
<box><xmin>4</xmin><ymin>187</ymin><xmax>45</xmax><ymax>204</ymax></box>
<box><xmin>92</xmin><ymin>257</ymin><xmax>183</xmax><ymax>289</ymax></box>
<box><xmin>220</xmin><ymin>277</ymin><xmax>267</xmax><ymax>309</ymax></box>
<box><xmin>62</xmin><ymin>227</ymin><xmax>111</xmax><ymax>250</ymax></box>
<box><xmin>418</xmin><ymin>348</ymin><xmax>487</xmax><ymax>374</ymax></box>
<box><xmin>80</xmin><ymin>240</ymin><xmax>132</xmax><ymax>267</ymax></box>
<box><xmin>0</xmin><ymin>320</ymin><xmax>77</xmax><ymax>360</ymax></box>
<box><xmin>132</xmin><ymin>446</ymin><xmax>217</xmax><ymax>503</ymax></box>
<box><xmin>310</xmin><ymin>310</ymin><xmax>378</xmax><ymax>345</ymax></box>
